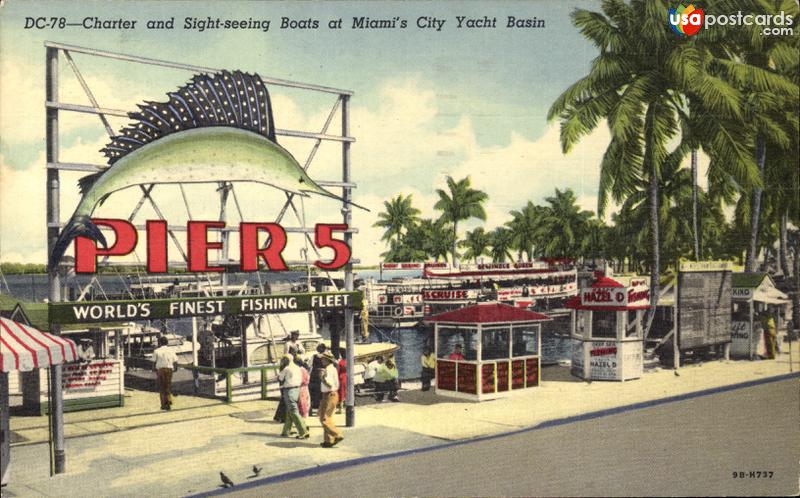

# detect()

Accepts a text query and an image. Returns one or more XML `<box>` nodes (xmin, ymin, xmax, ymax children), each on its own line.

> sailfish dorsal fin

<box><xmin>99</xmin><ymin>70</ymin><xmax>276</xmax><ymax>166</ymax></box>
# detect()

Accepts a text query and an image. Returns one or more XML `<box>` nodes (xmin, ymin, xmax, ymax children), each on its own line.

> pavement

<box><xmin>3</xmin><ymin>343</ymin><xmax>799</xmax><ymax>497</ymax></box>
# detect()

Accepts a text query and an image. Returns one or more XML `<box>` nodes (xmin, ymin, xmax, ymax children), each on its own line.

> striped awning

<box><xmin>0</xmin><ymin>316</ymin><xmax>78</xmax><ymax>372</ymax></box>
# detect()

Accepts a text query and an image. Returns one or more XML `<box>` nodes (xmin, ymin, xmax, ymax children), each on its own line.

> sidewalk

<box><xmin>3</xmin><ymin>344</ymin><xmax>799</xmax><ymax>497</ymax></box>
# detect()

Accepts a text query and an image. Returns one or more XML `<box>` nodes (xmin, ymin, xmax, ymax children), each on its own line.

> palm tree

<box><xmin>712</xmin><ymin>1</ymin><xmax>799</xmax><ymax>271</ymax></box>
<box><xmin>460</xmin><ymin>227</ymin><xmax>491</xmax><ymax>263</ymax></box>
<box><xmin>506</xmin><ymin>201</ymin><xmax>547</xmax><ymax>261</ymax></box>
<box><xmin>434</xmin><ymin>176</ymin><xmax>488</xmax><ymax>265</ymax></box>
<box><xmin>418</xmin><ymin>218</ymin><xmax>455</xmax><ymax>263</ymax></box>
<box><xmin>547</xmin><ymin>0</ymin><xmax>766</xmax><ymax>332</ymax></box>
<box><xmin>489</xmin><ymin>227</ymin><xmax>515</xmax><ymax>263</ymax></box>
<box><xmin>540</xmin><ymin>188</ymin><xmax>593</xmax><ymax>258</ymax></box>
<box><xmin>373</xmin><ymin>194</ymin><xmax>421</xmax><ymax>244</ymax></box>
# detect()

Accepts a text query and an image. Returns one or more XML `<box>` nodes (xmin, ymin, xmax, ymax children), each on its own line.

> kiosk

<box><xmin>731</xmin><ymin>272</ymin><xmax>790</xmax><ymax>359</ymax></box>
<box><xmin>567</xmin><ymin>276</ymin><xmax>649</xmax><ymax>381</ymax></box>
<box><xmin>425</xmin><ymin>302</ymin><xmax>550</xmax><ymax>401</ymax></box>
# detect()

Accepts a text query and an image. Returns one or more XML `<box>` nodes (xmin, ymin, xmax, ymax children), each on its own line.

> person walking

<box><xmin>420</xmin><ymin>347</ymin><xmax>436</xmax><ymax>391</ymax></box>
<box><xmin>277</xmin><ymin>355</ymin><xmax>309</xmax><ymax>439</ymax></box>
<box><xmin>309</xmin><ymin>343</ymin><xmax>327</xmax><ymax>416</ymax></box>
<box><xmin>762</xmin><ymin>311</ymin><xmax>777</xmax><ymax>360</ymax></box>
<box><xmin>153</xmin><ymin>336</ymin><xmax>179</xmax><ymax>411</ymax></box>
<box><xmin>318</xmin><ymin>352</ymin><xmax>343</xmax><ymax>448</ymax></box>
<box><xmin>297</xmin><ymin>357</ymin><xmax>311</xmax><ymax>420</ymax></box>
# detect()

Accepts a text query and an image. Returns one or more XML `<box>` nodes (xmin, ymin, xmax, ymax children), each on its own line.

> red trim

<box><xmin>49</xmin><ymin>332</ymin><xmax>77</xmax><ymax>360</ymax></box>
<box><xmin>590</xmin><ymin>276</ymin><xmax>624</xmax><ymax>288</ymax></box>
<box><xmin>38</xmin><ymin>325</ymin><xmax>71</xmax><ymax>360</ymax></box>
<box><xmin>0</xmin><ymin>319</ymin><xmax>27</xmax><ymax>369</ymax></box>
<box><xmin>12</xmin><ymin>320</ymin><xmax>53</xmax><ymax>365</ymax></box>
<box><xmin>425</xmin><ymin>302</ymin><xmax>551</xmax><ymax>324</ymax></box>
<box><xmin>424</xmin><ymin>267</ymin><xmax>567</xmax><ymax>279</ymax></box>
<box><xmin>0</xmin><ymin>331</ymin><xmax>20</xmax><ymax>370</ymax></box>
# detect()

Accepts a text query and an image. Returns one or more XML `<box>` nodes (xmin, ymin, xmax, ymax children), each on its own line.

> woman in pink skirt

<box><xmin>297</xmin><ymin>358</ymin><xmax>311</xmax><ymax>419</ymax></box>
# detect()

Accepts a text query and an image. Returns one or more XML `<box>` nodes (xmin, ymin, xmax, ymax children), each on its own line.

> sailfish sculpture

<box><xmin>49</xmin><ymin>70</ymin><xmax>363</xmax><ymax>269</ymax></box>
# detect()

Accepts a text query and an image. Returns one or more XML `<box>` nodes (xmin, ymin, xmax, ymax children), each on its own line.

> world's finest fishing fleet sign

<box><xmin>49</xmin><ymin>291</ymin><xmax>363</xmax><ymax>325</ymax></box>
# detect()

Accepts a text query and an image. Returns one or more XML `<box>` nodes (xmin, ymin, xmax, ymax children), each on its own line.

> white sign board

<box><xmin>620</xmin><ymin>341</ymin><xmax>643</xmax><ymax>380</ymax></box>
<box><xmin>588</xmin><ymin>340</ymin><xmax>618</xmax><ymax>380</ymax></box>
<box><xmin>730</xmin><ymin>320</ymin><xmax>755</xmax><ymax>358</ymax></box>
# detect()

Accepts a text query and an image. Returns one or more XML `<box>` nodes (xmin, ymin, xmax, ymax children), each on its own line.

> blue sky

<box><xmin>0</xmin><ymin>0</ymin><xmax>628</xmax><ymax>265</ymax></box>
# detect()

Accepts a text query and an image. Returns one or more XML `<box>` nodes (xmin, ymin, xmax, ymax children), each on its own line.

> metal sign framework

<box><xmin>44</xmin><ymin>41</ymin><xmax>360</xmax><ymax>473</ymax></box>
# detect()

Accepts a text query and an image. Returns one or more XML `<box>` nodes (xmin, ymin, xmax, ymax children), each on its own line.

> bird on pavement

<box><xmin>674</xmin><ymin>370</ymin><xmax>680</xmax><ymax>377</ymax></box>
<box><xmin>220</xmin><ymin>472</ymin><xmax>234</xmax><ymax>488</ymax></box>
<box><xmin>252</xmin><ymin>465</ymin><xmax>262</xmax><ymax>476</ymax></box>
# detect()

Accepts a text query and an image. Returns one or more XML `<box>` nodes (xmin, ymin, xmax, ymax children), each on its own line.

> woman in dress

<box><xmin>297</xmin><ymin>357</ymin><xmax>311</xmax><ymax>419</ymax></box>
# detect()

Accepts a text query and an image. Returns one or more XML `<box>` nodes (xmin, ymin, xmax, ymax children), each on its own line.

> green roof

<box><xmin>732</xmin><ymin>272</ymin><xmax>768</xmax><ymax>289</ymax></box>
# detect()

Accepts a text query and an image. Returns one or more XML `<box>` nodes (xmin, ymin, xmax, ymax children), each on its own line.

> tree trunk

<box><xmin>643</xmin><ymin>105</ymin><xmax>661</xmax><ymax>337</ymax></box>
<box><xmin>691</xmin><ymin>148</ymin><xmax>700</xmax><ymax>260</ymax></box>
<box><xmin>745</xmin><ymin>135</ymin><xmax>766</xmax><ymax>272</ymax></box>
<box><xmin>779</xmin><ymin>211</ymin><xmax>789</xmax><ymax>277</ymax></box>
<box><xmin>450</xmin><ymin>220</ymin><xmax>457</xmax><ymax>266</ymax></box>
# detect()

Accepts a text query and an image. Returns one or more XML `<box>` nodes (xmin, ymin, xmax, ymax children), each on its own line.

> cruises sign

<box><xmin>49</xmin><ymin>291</ymin><xmax>362</xmax><ymax>325</ymax></box>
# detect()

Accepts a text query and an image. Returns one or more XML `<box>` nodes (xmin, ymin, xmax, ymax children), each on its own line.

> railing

<box><xmin>180</xmin><ymin>364</ymin><xmax>280</xmax><ymax>403</ymax></box>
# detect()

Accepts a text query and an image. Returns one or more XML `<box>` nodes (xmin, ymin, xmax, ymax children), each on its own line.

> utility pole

<box><xmin>342</xmin><ymin>95</ymin><xmax>356</xmax><ymax>427</ymax></box>
<box><xmin>46</xmin><ymin>45</ymin><xmax>66</xmax><ymax>475</ymax></box>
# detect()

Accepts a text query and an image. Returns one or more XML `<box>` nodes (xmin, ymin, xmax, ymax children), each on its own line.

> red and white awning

<box><xmin>0</xmin><ymin>317</ymin><xmax>78</xmax><ymax>372</ymax></box>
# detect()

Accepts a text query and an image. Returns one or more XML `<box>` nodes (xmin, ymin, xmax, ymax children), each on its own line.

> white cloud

<box><xmin>0</xmin><ymin>73</ymin><xmax>622</xmax><ymax>267</ymax></box>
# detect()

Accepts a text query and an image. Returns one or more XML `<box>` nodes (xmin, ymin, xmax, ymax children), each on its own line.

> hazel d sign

<box><xmin>48</xmin><ymin>291</ymin><xmax>363</xmax><ymax>325</ymax></box>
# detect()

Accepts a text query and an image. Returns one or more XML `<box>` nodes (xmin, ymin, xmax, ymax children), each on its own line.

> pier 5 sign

<box><xmin>49</xmin><ymin>291</ymin><xmax>363</xmax><ymax>325</ymax></box>
<box><xmin>72</xmin><ymin>218</ymin><xmax>351</xmax><ymax>273</ymax></box>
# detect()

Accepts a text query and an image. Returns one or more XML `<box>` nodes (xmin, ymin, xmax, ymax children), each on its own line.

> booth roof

<box><xmin>732</xmin><ymin>272</ymin><xmax>768</xmax><ymax>289</ymax></box>
<box><xmin>591</xmin><ymin>276</ymin><xmax>625</xmax><ymax>288</ymax></box>
<box><xmin>424</xmin><ymin>302</ymin><xmax>551</xmax><ymax>324</ymax></box>
<box><xmin>0</xmin><ymin>316</ymin><xmax>79</xmax><ymax>372</ymax></box>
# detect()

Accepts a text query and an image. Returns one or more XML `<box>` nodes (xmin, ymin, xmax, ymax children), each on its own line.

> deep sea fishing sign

<box><xmin>48</xmin><ymin>70</ymin><xmax>364</xmax><ymax>274</ymax></box>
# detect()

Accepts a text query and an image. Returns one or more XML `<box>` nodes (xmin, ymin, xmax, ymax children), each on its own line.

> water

<box><xmin>1</xmin><ymin>271</ymin><xmax>305</xmax><ymax>303</ymax></box>
<box><xmin>2</xmin><ymin>269</ymin><xmax>573</xmax><ymax>379</ymax></box>
<box><xmin>367</xmin><ymin>326</ymin><xmax>431</xmax><ymax>380</ymax></box>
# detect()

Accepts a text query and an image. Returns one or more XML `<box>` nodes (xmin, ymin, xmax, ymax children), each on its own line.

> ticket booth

<box><xmin>425</xmin><ymin>302</ymin><xmax>550</xmax><ymax>401</ymax></box>
<box><xmin>27</xmin><ymin>324</ymin><xmax>131</xmax><ymax>414</ymax></box>
<box><xmin>731</xmin><ymin>272</ymin><xmax>790</xmax><ymax>359</ymax></box>
<box><xmin>567</xmin><ymin>276</ymin><xmax>649</xmax><ymax>381</ymax></box>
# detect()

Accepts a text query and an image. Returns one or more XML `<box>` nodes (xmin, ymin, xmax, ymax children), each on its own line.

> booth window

<box><xmin>512</xmin><ymin>325</ymin><xmax>539</xmax><ymax>357</ymax></box>
<box><xmin>626</xmin><ymin>310</ymin><xmax>640</xmax><ymax>338</ymax></box>
<box><xmin>592</xmin><ymin>311</ymin><xmax>617</xmax><ymax>338</ymax></box>
<box><xmin>481</xmin><ymin>326</ymin><xmax>510</xmax><ymax>360</ymax></box>
<box><xmin>731</xmin><ymin>302</ymin><xmax>749</xmax><ymax>322</ymax></box>
<box><xmin>575</xmin><ymin>311</ymin><xmax>589</xmax><ymax>338</ymax></box>
<box><xmin>437</xmin><ymin>326</ymin><xmax>478</xmax><ymax>361</ymax></box>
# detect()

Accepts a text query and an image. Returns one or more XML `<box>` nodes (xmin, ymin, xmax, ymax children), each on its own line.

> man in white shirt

<box><xmin>318</xmin><ymin>352</ymin><xmax>343</xmax><ymax>447</ymax></box>
<box><xmin>152</xmin><ymin>336</ymin><xmax>179</xmax><ymax>411</ymax></box>
<box><xmin>277</xmin><ymin>355</ymin><xmax>309</xmax><ymax>438</ymax></box>
<box><xmin>364</xmin><ymin>355</ymin><xmax>384</xmax><ymax>389</ymax></box>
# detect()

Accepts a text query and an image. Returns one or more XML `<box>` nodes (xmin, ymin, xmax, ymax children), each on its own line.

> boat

<box><xmin>362</xmin><ymin>278</ymin><xmax>438</xmax><ymax>328</ymax></box>
<box><xmin>120</xmin><ymin>324</ymin><xmax>201</xmax><ymax>369</ymax></box>
<box><xmin>421</xmin><ymin>261</ymin><xmax>579</xmax><ymax>315</ymax></box>
<box><xmin>195</xmin><ymin>311</ymin><xmax>399</xmax><ymax>399</ymax></box>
